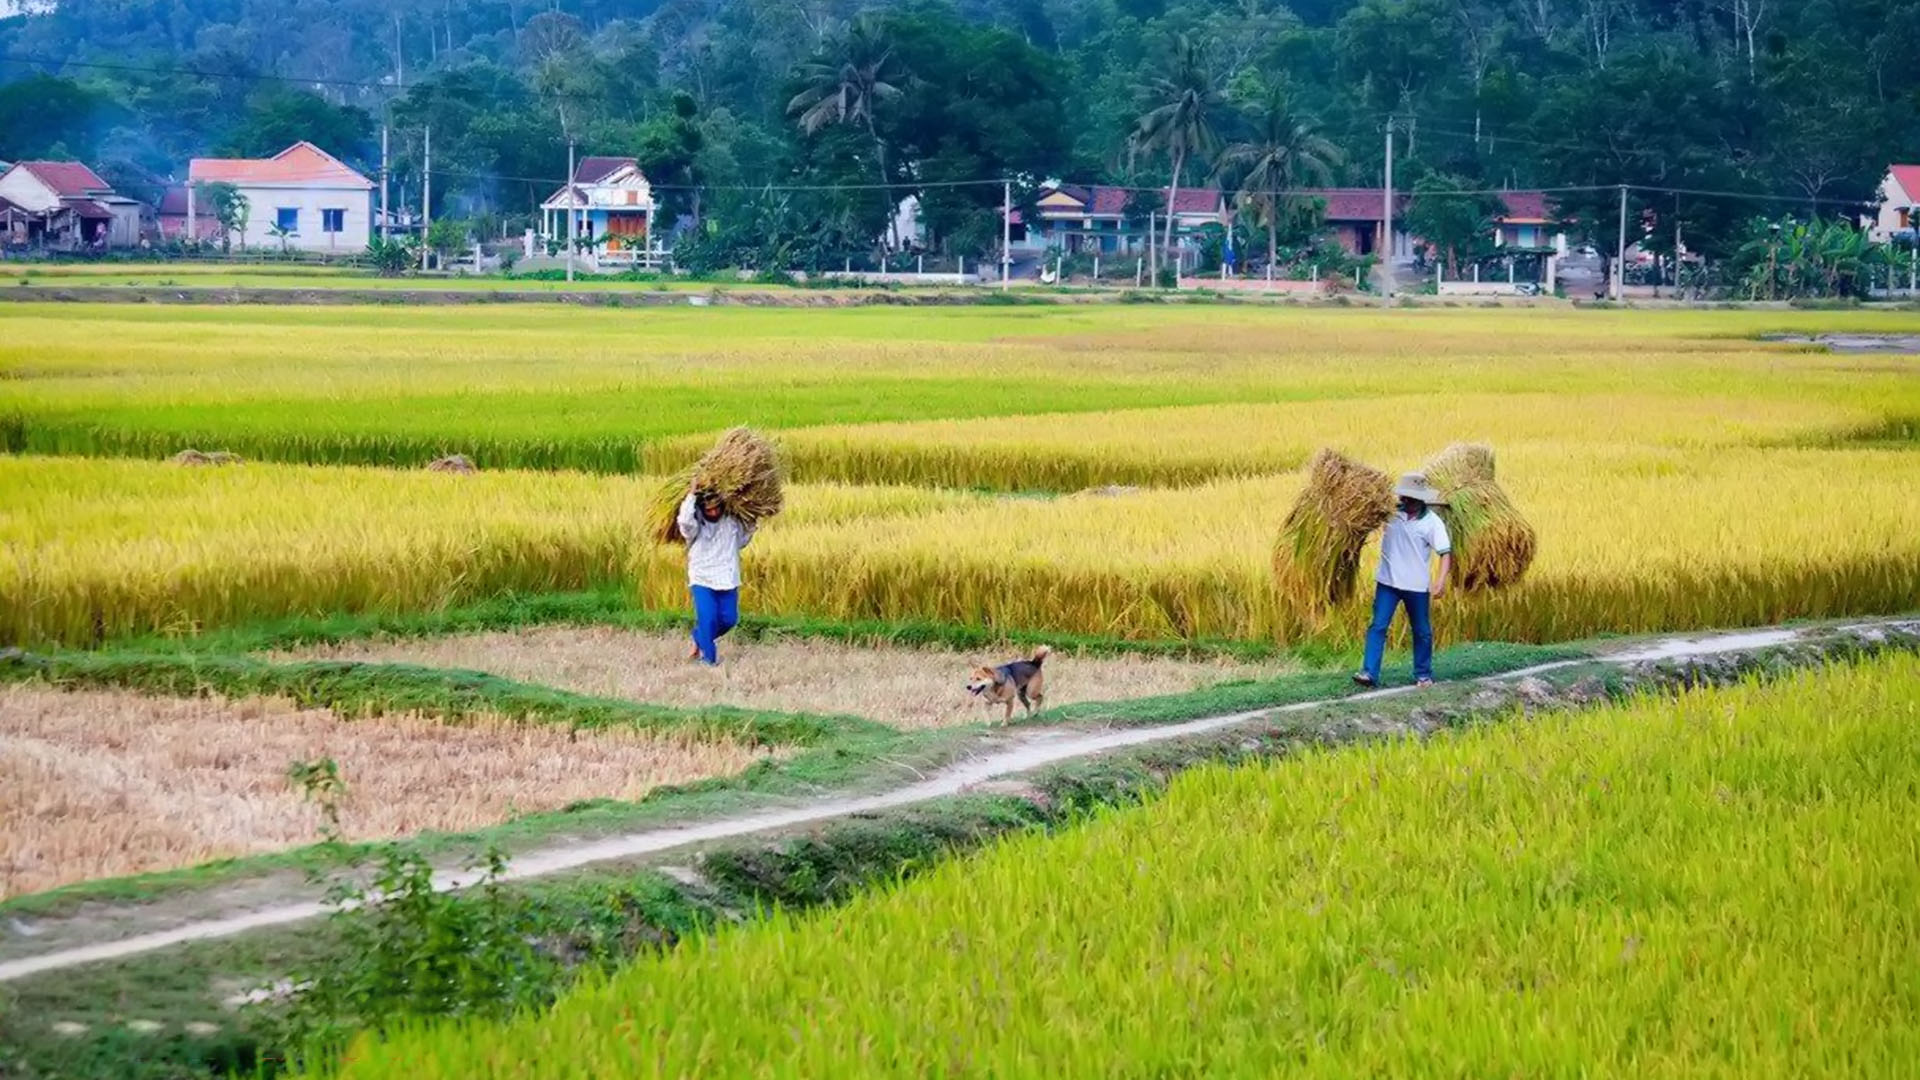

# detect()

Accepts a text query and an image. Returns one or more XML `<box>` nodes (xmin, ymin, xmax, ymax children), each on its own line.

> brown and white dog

<box><xmin>967</xmin><ymin>645</ymin><xmax>1050</xmax><ymax>724</ymax></box>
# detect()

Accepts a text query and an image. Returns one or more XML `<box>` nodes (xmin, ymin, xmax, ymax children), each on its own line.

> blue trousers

<box><xmin>1363</xmin><ymin>583</ymin><xmax>1434</xmax><ymax>684</ymax></box>
<box><xmin>690</xmin><ymin>585</ymin><xmax>740</xmax><ymax>665</ymax></box>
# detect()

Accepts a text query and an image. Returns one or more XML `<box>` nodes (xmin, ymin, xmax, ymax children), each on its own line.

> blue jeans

<box><xmin>690</xmin><ymin>585</ymin><xmax>740</xmax><ymax>665</ymax></box>
<box><xmin>1363</xmin><ymin>583</ymin><xmax>1434</xmax><ymax>684</ymax></box>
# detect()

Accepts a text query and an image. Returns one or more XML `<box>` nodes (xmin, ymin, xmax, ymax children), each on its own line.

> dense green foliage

<box><xmin>4</xmin><ymin>0</ymin><xmax>1917</xmax><ymax>261</ymax></box>
<box><xmin>321</xmin><ymin>652</ymin><xmax>1920</xmax><ymax>1078</ymax></box>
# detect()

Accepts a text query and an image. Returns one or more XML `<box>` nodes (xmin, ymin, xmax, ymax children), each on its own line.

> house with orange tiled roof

<box><xmin>184</xmin><ymin>141</ymin><xmax>374</xmax><ymax>252</ymax></box>
<box><xmin>0</xmin><ymin>160</ymin><xmax>144</xmax><ymax>250</ymax></box>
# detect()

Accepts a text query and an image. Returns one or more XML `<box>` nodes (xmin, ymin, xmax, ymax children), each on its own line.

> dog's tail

<box><xmin>1032</xmin><ymin>644</ymin><xmax>1052</xmax><ymax>665</ymax></box>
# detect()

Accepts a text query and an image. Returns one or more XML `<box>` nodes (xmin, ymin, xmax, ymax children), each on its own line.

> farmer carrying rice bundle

<box><xmin>650</xmin><ymin>427</ymin><xmax>785</xmax><ymax>666</ymax></box>
<box><xmin>676</xmin><ymin>486</ymin><xmax>755</xmax><ymax>665</ymax></box>
<box><xmin>1353</xmin><ymin>472</ymin><xmax>1452</xmax><ymax>689</ymax></box>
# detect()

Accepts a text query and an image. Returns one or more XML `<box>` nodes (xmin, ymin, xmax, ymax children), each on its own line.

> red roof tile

<box><xmin>1300</xmin><ymin>188</ymin><xmax>1556</xmax><ymax>224</ymax></box>
<box><xmin>62</xmin><ymin>198</ymin><xmax>114</xmax><ymax>220</ymax></box>
<box><xmin>1496</xmin><ymin>190</ymin><xmax>1551</xmax><ymax>222</ymax></box>
<box><xmin>15</xmin><ymin>161</ymin><xmax>111</xmax><ymax>197</ymax></box>
<box><xmin>1037</xmin><ymin>183</ymin><xmax>1222</xmax><ymax>217</ymax></box>
<box><xmin>1890</xmin><ymin>165</ymin><xmax>1920</xmax><ymax>202</ymax></box>
<box><xmin>157</xmin><ymin>185</ymin><xmax>190</xmax><ymax>215</ymax></box>
<box><xmin>574</xmin><ymin>156</ymin><xmax>636</xmax><ymax>184</ymax></box>
<box><xmin>1302</xmin><ymin>188</ymin><xmax>1400</xmax><ymax>221</ymax></box>
<box><xmin>189</xmin><ymin>142</ymin><xmax>371</xmax><ymax>188</ymax></box>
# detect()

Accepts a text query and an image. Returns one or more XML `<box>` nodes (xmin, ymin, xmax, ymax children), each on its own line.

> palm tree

<box><xmin>1214</xmin><ymin>91</ymin><xmax>1341</xmax><ymax>275</ymax></box>
<box><xmin>787</xmin><ymin>20</ymin><xmax>906</xmax><ymax>251</ymax></box>
<box><xmin>1131</xmin><ymin>36</ymin><xmax>1221</xmax><ymax>271</ymax></box>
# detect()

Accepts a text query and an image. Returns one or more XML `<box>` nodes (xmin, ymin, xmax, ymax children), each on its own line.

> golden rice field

<box><xmin>2</xmin><ymin>303</ymin><xmax>1917</xmax><ymax>650</ymax></box>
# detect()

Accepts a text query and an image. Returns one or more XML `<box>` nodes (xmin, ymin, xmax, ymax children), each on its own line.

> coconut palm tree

<box><xmin>788</xmin><ymin>19</ymin><xmax>906</xmax><ymax>251</ymax></box>
<box><xmin>1131</xmin><ymin>36</ymin><xmax>1221</xmax><ymax>271</ymax></box>
<box><xmin>1214</xmin><ymin>91</ymin><xmax>1341</xmax><ymax>275</ymax></box>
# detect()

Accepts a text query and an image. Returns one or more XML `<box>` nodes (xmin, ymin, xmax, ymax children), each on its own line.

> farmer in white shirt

<box><xmin>677</xmin><ymin>489</ymin><xmax>755</xmax><ymax>665</ymax></box>
<box><xmin>1354</xmin><ymin>473</ymin><xmax>1453</xmax><ymax>688</ymax></box>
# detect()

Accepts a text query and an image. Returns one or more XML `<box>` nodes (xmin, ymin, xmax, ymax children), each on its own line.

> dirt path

<box><xmin>0</xmin><ymin>623</ymin><xmax>1874</xmax><ymax>984</ymax></box>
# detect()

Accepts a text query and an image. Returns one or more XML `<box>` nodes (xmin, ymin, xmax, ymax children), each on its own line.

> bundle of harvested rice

<box><xmin>426</xmin><ymin>454</ymin><xmax>478</xmax><ymax>474</ymax></box>
<box><xmin>169</xmin><ymin>449</ymin><xmax>242</xmax><ymax>467</ymax></box>
<box><xmin>648</xmin><ymin>427</ymin><xmax>785</xmax><ymax>545</ymax></box>
<box><xmin>1423</xmin><ymin>442</ymin><xmax>1537</xmax><ymax>590</ymax></box>
<box><xmin>1272</xmin><ymin>449</ymin><xmax>1394</xmax><ymax>608</ymax></box>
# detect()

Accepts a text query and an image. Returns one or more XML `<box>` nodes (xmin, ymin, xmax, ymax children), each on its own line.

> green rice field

<box><xmin>324</xmin><ymin>653</ymin><xmax>1920</xmax><ymax>1078</ymax></box>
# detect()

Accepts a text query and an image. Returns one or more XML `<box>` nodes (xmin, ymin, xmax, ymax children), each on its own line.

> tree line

<box><xmin>2</xmin><ymin>0</ymin><xmax>1917</xmax><ymax>271</ymax></box>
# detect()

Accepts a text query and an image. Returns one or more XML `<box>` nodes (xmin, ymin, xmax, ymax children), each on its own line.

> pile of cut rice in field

<box><xmin>650</xmin><ymin>427</ymin><xmax>786</xmax><ymax>544</ymax></box>
<box><xmin>1272</xmin><ymin>449</ymin><xmax>1393</xmax><ymax>608</ymax></box>
<box><xmin>1424</xmin><ymin>442</ymin><xmax>1537</xmax><ymax>590</ymax></box>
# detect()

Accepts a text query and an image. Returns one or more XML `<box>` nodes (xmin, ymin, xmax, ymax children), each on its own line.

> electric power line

<box><xmin>9</xmin><ymin>52</ymin><xmax>1876</xmax><ymax>211</ymax></box>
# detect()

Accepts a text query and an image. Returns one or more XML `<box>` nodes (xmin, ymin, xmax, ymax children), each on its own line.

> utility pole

<box><xmin>1614</xmin><ymin>184</ymin><xmax>1627</xmax><ymax>302</ymax></box>
<box><xmin>1148</xmin><ymin>210</ymin><xmax>1157</xmax><ymax>284</ymax></box>
<box><xmin>421</xmin><ymin>125</ymin><xmax>432</xmax><ymax>271</ymax></box>
<box><xmin>566</xmin><ymin>139</ymin><xmax>576</xmax><ymax>284</ymax></box>
<box><xmin>379</xmin><ymin>124</ymin><xmax>390</xmax><ymax>241</ymax></box>
<box><xmin>1000</xmin><ymin>179</ymin><xmax>1011</xmax><ymax>290</ymax></box>
<box><xmin>1381</xmin><ymin>119</ymin><xmax>1394</xmax><ymax>304</ymax></box>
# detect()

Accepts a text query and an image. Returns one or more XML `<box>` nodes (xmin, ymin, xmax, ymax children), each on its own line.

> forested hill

<box><xmin>3</xmin><ymin>0</ymin><xmax>1918</xmax><ymax>261</ymax></box>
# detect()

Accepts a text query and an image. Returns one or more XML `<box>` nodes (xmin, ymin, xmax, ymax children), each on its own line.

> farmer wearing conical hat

<box><xmin>677</xmin><ymin>487</ymin><xmax>755</xmax><ymax>666</ymax></box>
<box><xmin>1354</xmin><ymin>473</ymin><xmax>1452</xmax><ymax>689</ymax></box>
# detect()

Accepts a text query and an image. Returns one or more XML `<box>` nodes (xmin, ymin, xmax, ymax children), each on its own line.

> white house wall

<box><xmin>0</xmin><ymin>168</ymin><xmax>58</xmax><ymax>212</ymax></box>
<box><xmin>1867</xmin><ymin>172</ymin><xmax>1914</xmax><ymax>243</ymax></box>
<box><xmin>223</xmin><ymin>185</ymin><xmax>373</xmax><ymax>251</ymax></box>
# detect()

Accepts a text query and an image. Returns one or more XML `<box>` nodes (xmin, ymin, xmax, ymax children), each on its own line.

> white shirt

<box><xmin>677</xmin><ymin>493</ymin><xmax>755</xmax><ymax>591</ymax></box>
<box><xmin>1376</xmin><ymin>509</ymin><xmax>1452</xmax><ymax>593</ymax></box>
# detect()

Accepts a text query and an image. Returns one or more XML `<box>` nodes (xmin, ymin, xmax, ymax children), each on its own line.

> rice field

<box><xmin>4</xmin><ymin>304</ymin><xmax>1917</xmax><ymax>651</ymax></box>
<box><xmin>0</xmin><ymin>457</ymin><xmax>972</xmax><ymax>646</ymax></box>
<box><xmin>6</xmin><ymin>304</ymin><xmax>1917</xmax><ymax>483</ymax></box>
<box><xmin>320</xmin><ymin>652</ymin><xmax>1920</xmax><ymax>1079</ymax></box>
<box><xmin>0</xmin><ymin>685</ymin><xmax>781</xmax><ymax>900</ymax></box>
<box><xmin>4</xmin><ymin>301</ymin><xmax>1918</xmax><ymax>1078</ymax></box>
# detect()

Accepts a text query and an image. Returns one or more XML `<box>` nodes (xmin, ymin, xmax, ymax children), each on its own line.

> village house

<box><xmin>1007</xmin><ymin>181</ymin><xmax>1563</xmax><ymax>270</ymax></box>
<box><xmin>1007</xmin><ymin>183</ymin><xmax>1223</xmax><ymax>259</ymax></box>
<box><xmin>184</xmin><ymin>142</ymin><xmax>374</xmax><ymax>252</ymax></box>
<box><xmin>0</xmin><ymin>160</ymin><xmax>143</xmax><ymax>250</ymax></box>
<box><xmin>1311</xmin><ymin>188</ymin><xmax>1564</xmax><ymax>260</ymax></box>
<box><xmin>540</xmin><ymin>156</ymin><xmax>659</xmax><ymax>266</ymax></box>
<box><xmin>1865</xmin><ymin>164</ymin><xmax>1919</xmax><ymax>244</ymax></box>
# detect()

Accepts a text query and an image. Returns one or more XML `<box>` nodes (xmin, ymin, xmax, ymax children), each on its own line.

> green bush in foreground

<box><xmin>326</xmin><ymin>655</ymin><xmax>1920</xmax><ymax>1078</ymax></box>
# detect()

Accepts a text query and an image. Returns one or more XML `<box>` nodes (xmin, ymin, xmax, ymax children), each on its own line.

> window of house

<box><xmin>322</xmin><ymin>208</ymin><xmax>345</xmax><ymax>233</ymax></box>
<box><xmin>275</xmin><ymin>207</ymin><xmax>299</xmax><ymax>232</ymax></box>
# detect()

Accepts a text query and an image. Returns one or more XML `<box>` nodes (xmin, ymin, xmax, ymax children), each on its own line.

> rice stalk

<box><xmin>1423</xmin><ymin>443</ymin><xmax>1537</xmax><ymax>590</ymax></box>
<box><xmin>649</xmin><ymin>428</ymin><xmax>785</xmax><ymax>546</ymax></box>
<box><xmin>1271</xmin><ymin>449</ymin><xmax>1393</xmax><ymax>611</ymax></box>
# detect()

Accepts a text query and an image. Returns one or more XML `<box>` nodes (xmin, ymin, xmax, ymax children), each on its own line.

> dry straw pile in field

<box><xmin>1423</xmin><ymin>443</ymin><xmax>1538</xmax><ymax>591</ymax></box>
<box><xmin>1272</xmin><ymin>449</ymin><xmax>1393</xmax><ymax>610</ymax></box>
<box><xmin>650</xmin><ymin>427</ymin><xmax>785</xmax><ymax>545</ymax></box>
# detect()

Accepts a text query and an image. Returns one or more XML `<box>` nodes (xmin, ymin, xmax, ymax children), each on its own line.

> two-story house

<box><xmin>540</xmin><ymin>156</ymin><xmax>659</xmax><ymax>265</ymax></box>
